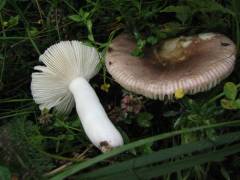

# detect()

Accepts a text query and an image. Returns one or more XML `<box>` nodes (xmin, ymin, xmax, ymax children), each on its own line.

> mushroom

<box><xmin>31</xmin><ymin>41</ymin><xmax>123</xmax><ymax>152</ymax></box>
<box><xmin>106</xmin><ymin>33</ymin><xmax>236</xmax><ymax>100</ymax></box>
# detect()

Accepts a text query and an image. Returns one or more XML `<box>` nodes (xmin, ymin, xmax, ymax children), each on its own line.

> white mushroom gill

<box><xmin>31</xmin><ymin>41</ymin><xmax>123</xmax><ymax>152</ymax></box>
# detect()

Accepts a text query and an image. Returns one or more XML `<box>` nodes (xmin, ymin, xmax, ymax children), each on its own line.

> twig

<box><xmin>43</xmin><ymin>145</ymin><xmax>93</xmax><ymax>177</ymax></box>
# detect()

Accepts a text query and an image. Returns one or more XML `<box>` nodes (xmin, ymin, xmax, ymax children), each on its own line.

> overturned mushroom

<box><xmin>31</xmin><ymin>41</ymin><xmax>123</xmax><ymax>152</ymax></box>
<box><xmin>106</xmin><ymin>33</ymin><xmax>236</xmax><ymax>100</ymax></box>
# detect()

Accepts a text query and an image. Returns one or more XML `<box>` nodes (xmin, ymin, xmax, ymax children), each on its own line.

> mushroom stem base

<box><xmin>69</xmin><ymin>77</ymin><xmax>123</xmax><ymax>151</ymax></box>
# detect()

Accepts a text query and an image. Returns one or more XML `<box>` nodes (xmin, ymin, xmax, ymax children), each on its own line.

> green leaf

<box><xmin>65</xmin><ymin>134</ymin><xmax>74</xmax><ymax>141</ymax></box>
<box><xmin>160</xmin><ymin>22</ymin><xmax>183</xmax><ymax>35</ymax></box>
<box><xmin>131</xmin><ymin>48</ymin><xmax>144</xmax><ymax>57</ymax></box>
<box><xmin>234</xmin><ymin>99</ymin><xmax>240</xmax><ymax>109</ymax></box>
<box><xmin>79</xmin><ymin>9</ymin><xmax>90</xmax><ymax>20</ymax></box>
<box><xmin>0</xmin><ymin>165</ymin><xmax>11</xmax><ymax>180</ymax></box>
<box><xmin>0</xmin><ymin>0</ymin><xmax>6</xmax><ymax>11</ymax></box>
<box><xmin>29</xmin><ymin>27</ymin><xmax>39</xmax><ymax>37</ymax></box>
<box><xmin>68</xmin><ymin>15</ymin><xmax>82</xmax><ymax>22</ymax></box>
<box><xmin>86</xmin><ymin>20</ymin><xmax>94</xmax><ymax>41</ymax></box>
<box><xmin>221</xmin><ymin>99</ymin><xmax>237</xmax><ymax>110</ymax></box>
<box><xmin>138</xmin><ymin>143</ymin><xmax>153</xmax><ymax>155</ymax></box>
<box><xmin>146</xmin><ymin>36</ymin><xmax>158</xmax><ymax>45</ymax></box>
<box><xmin>86</xmin><ymin>20</ymin><xmax>92</xmax><ymax>31</ymax></box>
<box><xmin>131</xmin><ymin>36</ymin><xmax>146</xmax><ymax>57</ymax></box>
<box><xmin>186</xmin><ymin>0</ymin><xmax>231</xmax><ymax>14</ymax></box>
<box><xmin>161</xmin><ymin>5</ymin><xmax>192</xmax><ymax>24</ymax></box>
<box><xmin>70</xmin><ymin>119</ymin><xmax>81</xmax><ymax>127</ymax></box>
<box><xmin>224</xmin><ymin>82</ymin><xmax>237</xmax><ymax>100</ymax></box>
<box><xmin>131</xmin><ymin>35</ymin><xmax>146</xmax><ymax>57</ymax></box>
<box><xmin>8</xmin><ymin>15</ymin><xmax>19</xmax><ymax>27</ymax></box>
<box><xmin>136</xmin><ymin>112</ymin><xmax>153</xmax><ymax>128</ymax></box>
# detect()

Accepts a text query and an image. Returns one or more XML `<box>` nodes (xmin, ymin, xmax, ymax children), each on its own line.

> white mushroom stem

<box><xmin>69</xmin><ymin>77</ymin><xmax>123</xmax><ymax>152</ymax></box>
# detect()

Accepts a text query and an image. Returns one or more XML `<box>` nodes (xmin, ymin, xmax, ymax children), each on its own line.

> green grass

<box><xmin>1</xmin><ymin>0</ymin><xmax>240</xmax><ymax>179</ymax></box>
<box><xmin>50</xmin><ymin>120</ymin><xmax>240</xmax><ymax>180</ymax></box>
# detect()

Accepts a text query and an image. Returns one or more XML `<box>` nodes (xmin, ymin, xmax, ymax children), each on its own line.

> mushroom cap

<box><xmin>106</xmin><ymin>33</ymin><xmax>236</xmax><ymax>100</ymax></box>
<box><xmin>31</xmin><ymin>41</ymin><xmax>100</xmax><ymax>113</ymax></box>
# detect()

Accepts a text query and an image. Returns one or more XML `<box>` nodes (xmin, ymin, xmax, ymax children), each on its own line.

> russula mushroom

<box><xmin>106</xmin><ymin>33</ymin><xmax>236</xmax><ymax>100</ymax></box>
<box><xmin>31</xmin><ymin>41</ymin><xmax>123</xmax><ymax>152</ymax></box>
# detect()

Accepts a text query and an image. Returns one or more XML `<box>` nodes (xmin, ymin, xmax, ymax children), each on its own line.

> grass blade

<box><xmin>50</xmin><ymin>120</ymin><xmax>240</xmax><ymax>180</ymax></box>
<box><xmin>78</xmin><ymin>131</ymin><xmax>240</xmax><ymax>179</ymax></box>
<box><xmin>98</xmin><ymin>144</ymin><xmax>240</xmax><ymax>180</ymax></box>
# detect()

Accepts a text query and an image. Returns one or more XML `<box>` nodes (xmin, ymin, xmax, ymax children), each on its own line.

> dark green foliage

<box><xmin>174</xmin><ymin>98</ymin><xmax>223</xmax><ymax>143</ymax></box>
<box><xmin>0</xmin><ymin>165</ymin><xmax>11</xmax><ymax>180</ymax></box>
<box><xmin>0</xmin><ymin>118</ymin><xmax>54</xmax><ymax>179</ymax></box>
<box><xmin>136</xmin><ymin>112</ymin><xmax>153</xmax><ymax>128</ymax></box>
<box><xmin>221</xmin><ymin>82</ymin><xmax>240</xmax><ymax>110</ymax></box>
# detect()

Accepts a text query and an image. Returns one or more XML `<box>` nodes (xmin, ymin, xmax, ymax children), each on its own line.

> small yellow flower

<box><xmin>100</xmin><ymin>83</ymin><xmax>110</xmax><ymax>93</ymax></box>
<box><xmin>175</xmin><ymin>88</ymin><xmax>185</xmax><ymax>99</ymax></box>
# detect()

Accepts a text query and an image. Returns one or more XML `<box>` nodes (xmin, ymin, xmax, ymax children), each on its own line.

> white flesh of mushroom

<box><xmin>31</xmin><ymin>41</ymin><xmax>123</xmax><ymax>152</ymax></box>
<box><xmin>198</xmin><ymin>33</ymin><xmax>216</xmax><ymax>40</ymax></box>
<box><xmin>156</xmin><ymin>37</ymin><xmax>192</xmax><ymax>63</ymax></box>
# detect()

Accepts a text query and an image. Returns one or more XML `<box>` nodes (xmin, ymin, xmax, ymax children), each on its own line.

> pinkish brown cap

<box><xmin>105</xmin><ymin>33</ymin><xmax>236</xmax><ymax>100</ymax></box>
